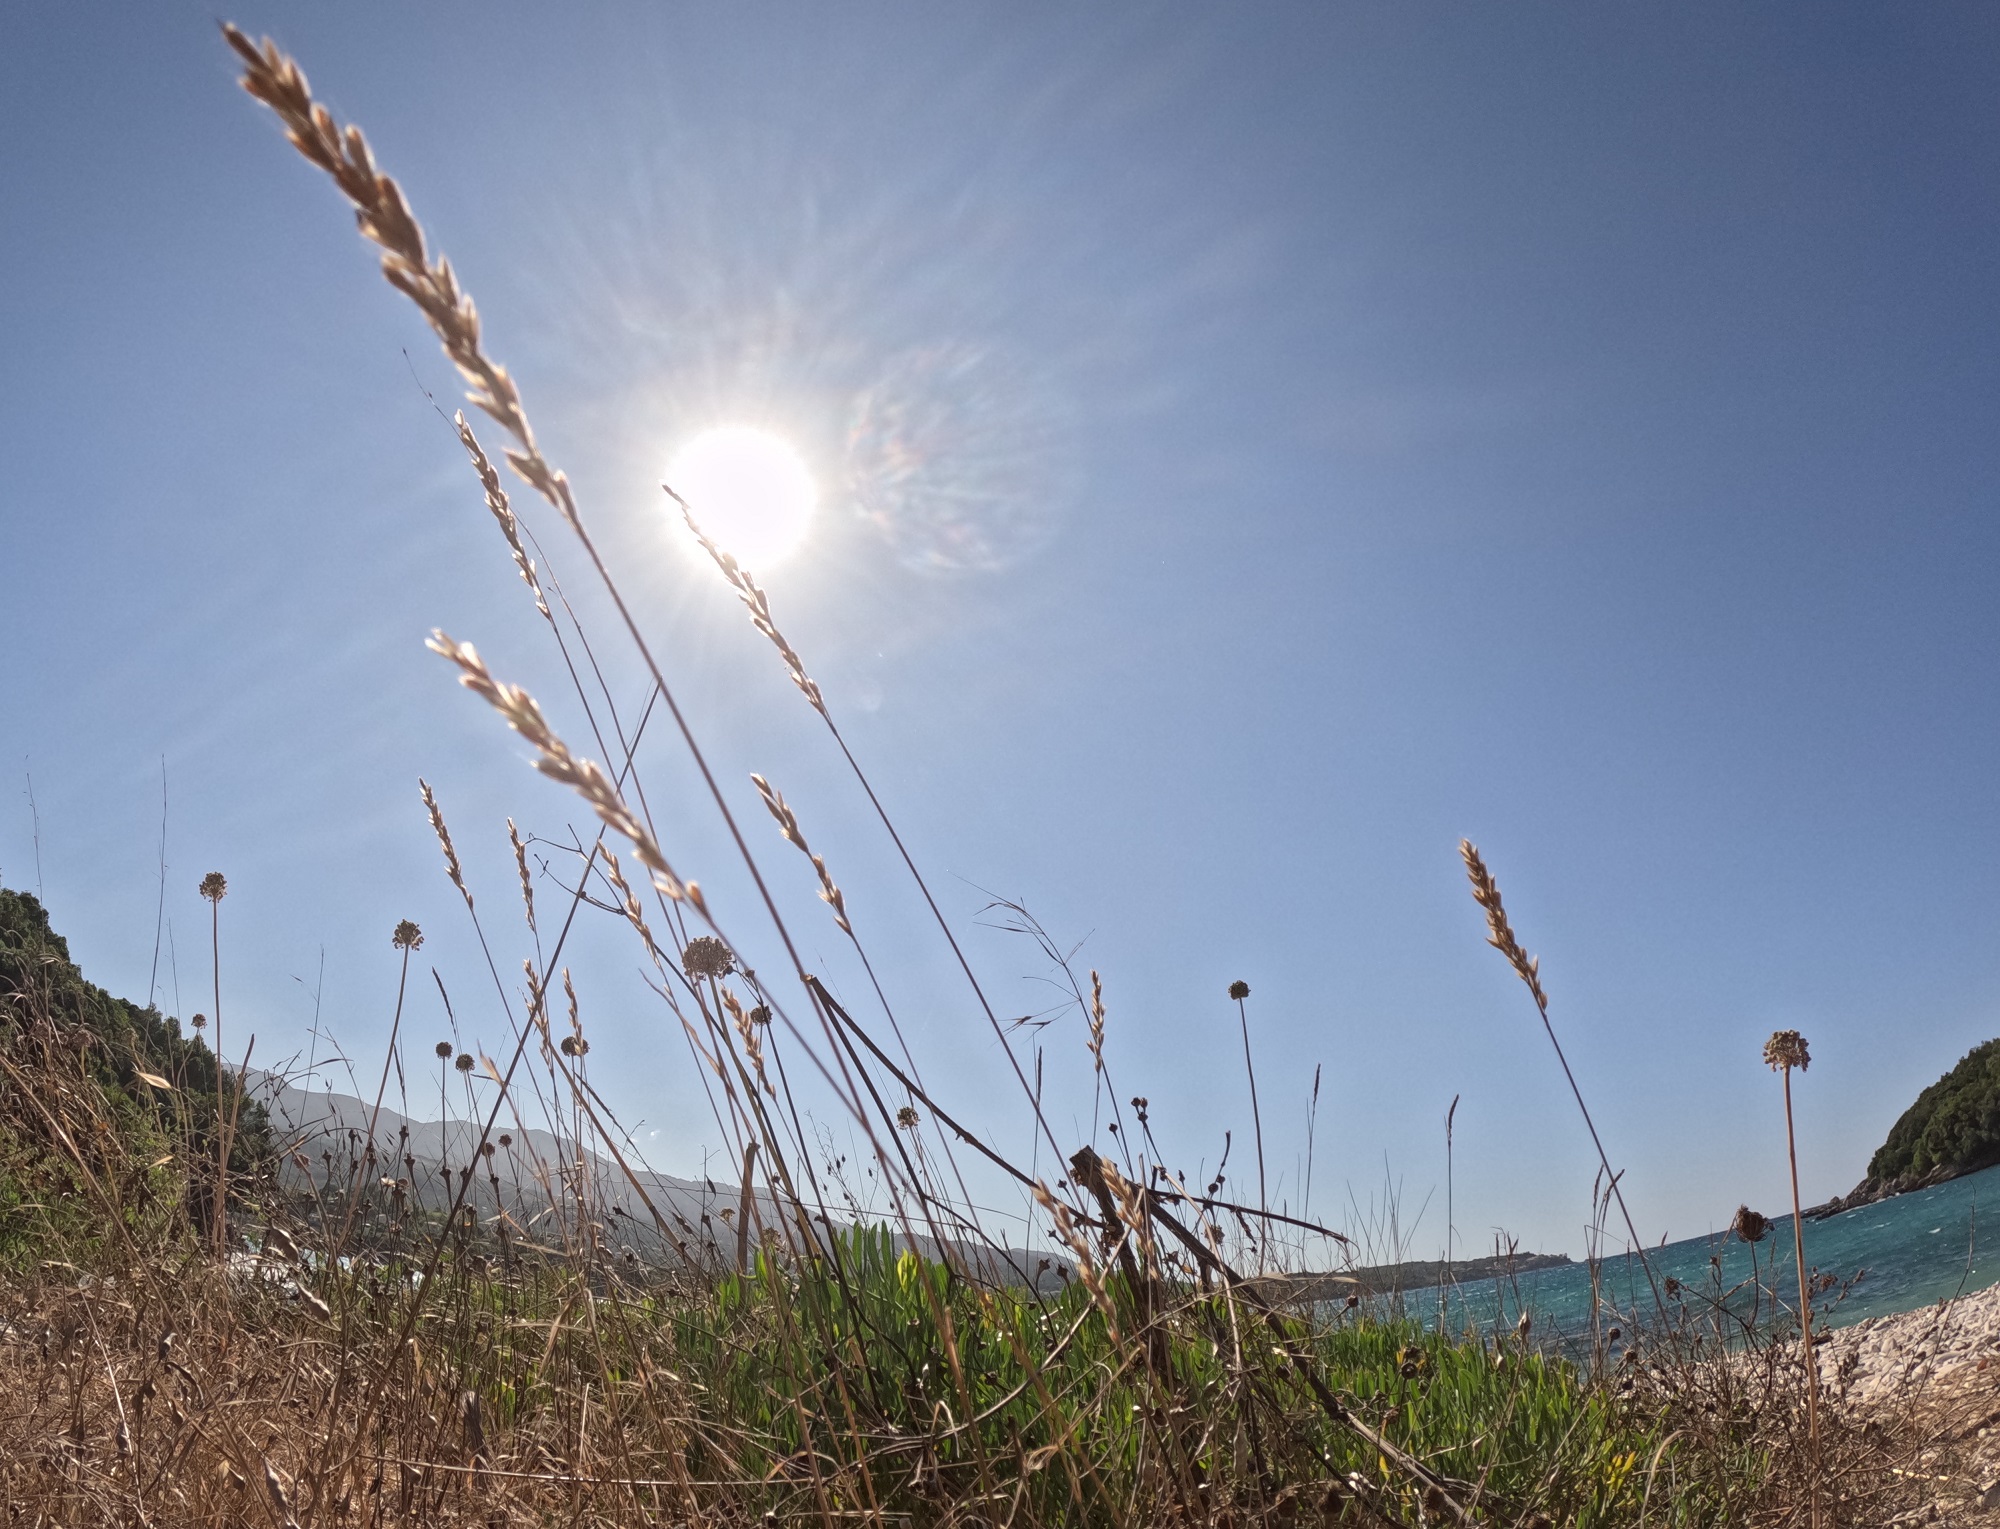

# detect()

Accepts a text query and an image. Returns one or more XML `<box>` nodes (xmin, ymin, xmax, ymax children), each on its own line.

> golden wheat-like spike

<box><xmin>1459</xmin><ymin>839</ymin><xmax>1548</xmax><ymax>1011</ymax></box>
<box><xmin>226</xmin><ymin>25</ymin><xmax>569</xmax><ymax>528</ymax></box>
<box><xmin>748</xmin><ymin>774</ymin><xmax>850</xmax><ymax>934</ymax></box>
<box><xmin>521</xmin><ymin>957</ymin><xmax>547</xmax><ymax>1028</ymax></box>
<box><xmin>507</xmin><ymin>818</ymin><xmax>537</xmax><ymax>934</ymax></box>
<box><xmin>671</xmin><ymin>492</ymin><xmax>826</xmax><ymax>717</ymax></box>
<box><xmin>418</xmin><ymin>778</ymin><xmax>470</xmax><ymax>906</ymax></box>
<box><xmin>1088</xmin><ymin>970</ymin><xmax>1107</xmax><ymax>1071</ymax></box>
<box><xmin>600</xmin><ymin>850</ymin><xmax>664</xmax><ymax>969</ymax></box>
<box><xmin>458</xmin><ymin>413</ymin><xmax>550</xmax><ymax>617</ymax></box>
<box><xmin>425</xmin><ymin>632</ymin><xmax>689</xmax><ymax>903</ymax></box>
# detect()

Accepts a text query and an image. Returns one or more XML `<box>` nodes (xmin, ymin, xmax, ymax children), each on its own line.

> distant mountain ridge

<box><xmin>249</xmin><ymin>1067</ymin><xmax>752</xmax><ymax>1245</ymax></box>
<box><xmin>250</xmin><ymin>1069</ymin><xmax>1052</xmax><ymax>1283</ymax></box>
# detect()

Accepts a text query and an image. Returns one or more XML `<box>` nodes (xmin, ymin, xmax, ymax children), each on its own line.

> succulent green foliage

<box><xmin>621</xmin><ymin>1223</ymin><xmax>1660</xmax><ymax>1525</ymax></box>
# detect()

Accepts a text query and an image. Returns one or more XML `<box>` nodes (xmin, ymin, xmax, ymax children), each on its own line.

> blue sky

<box><xmin>3</xmin><ymin>3</ymin><xmax>1997</xmax><ymax>1261</ymax></box>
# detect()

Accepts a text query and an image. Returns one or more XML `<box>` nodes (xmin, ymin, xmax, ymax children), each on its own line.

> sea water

<box><xmin>1403</xmin><ymin>1161</ymin><xmax>2000</xmax><ymax>1348</ymax></box>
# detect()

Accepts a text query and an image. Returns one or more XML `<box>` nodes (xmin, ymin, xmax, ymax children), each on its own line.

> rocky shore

<box><xmin>1808</xmin><ymin>1161</ymin><xmax>1971</xmax><ymax>1221</ymax></box>
<box><xmin>1253</xmin><ymin>1250</ymin><xmax>1574</xmax><ymax>1304</ymax></box>
<box><xmin>1815</xmin><ymin>1282</ymin><xmax>2000</xmax><ymax>1522</ymax></box>
<box><xmin>1819</xmin><ymin>1280</ymin><xmax>2000</xmax><ymax>1410</ymax></box>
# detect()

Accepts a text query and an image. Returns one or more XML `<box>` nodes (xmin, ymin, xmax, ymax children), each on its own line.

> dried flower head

<box><xmin>1228</xmin><ymin>980</ymin><xmax>1250</xmax><ymax>1002</ymax></box>
<box><xmin>498</xmin><ymin>1133</ymin><xmax>513</xmax><ymax>1149</ymax></box>
<box><xmin>392</xmin><ymin>919</ymin><xmax>423</xmax><ymax>951</ymax></box>
<box><xmin>190</xmin><ymin>1012</ymin><xmax>208</xmax><ymax>1031</ymax></box>
<box><xmin>1763</xmin><ymin>1030</ymin><xmax>1811</xmax><ymax>1073</ymax></box>
<box><xmin>748</xmin><ymin>1004</ymin><xmax>771</xmax><ymax>1026</ymax></box>
<box><xmin>198</xmin><ymin>872</ymin><xmax>228</xmax><ymax>903</ymax></box>
<box><xmin>435</xmin><ymin>1041</ymin><xmax>454</xmax><ymax>1060</ymax></box>
<box><xmin>681</xmin><ymin>936</ymin><xmax>736</xmax><ymax>981</ymax></box>
<box><xmin>480</xmin><ymin>1141</ymin><xmax>496</xmax><ymax>1159</ymax></box>
<box><xmin>896</xmin><ymin>1105</ymin><xmax>920</xmax><ymax>1130</ymax></box>
<box><xmin>1732</xmin><ymin>1205</ymin><xmax>1771</xmax><ymax>1244</ymax></box>
<box><xmin>559</xmin><ymin>1034</ymin><xmax>588</xmax><ymax>1058</ymax></box>
<box><xmin>454</xmin><ymin>1053</ymin><xmax>476</xmax><ymax>1074</ymax></box>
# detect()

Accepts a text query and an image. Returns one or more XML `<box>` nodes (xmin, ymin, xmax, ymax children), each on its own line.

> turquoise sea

<box><xmin>1403</xmin><ymin>1162</ymin><xmax>2000</xmax><ymax>1348</ymax></box>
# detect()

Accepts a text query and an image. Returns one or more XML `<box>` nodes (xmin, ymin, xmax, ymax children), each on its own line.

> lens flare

<box><xmin>668</xmin><ymin>427</ymin><xmax>817</xmax><ymax>570</ymax></box>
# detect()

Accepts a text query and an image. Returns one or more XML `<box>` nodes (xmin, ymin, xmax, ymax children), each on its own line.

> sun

<box><xmin>667</xmin><ymin>426</ymin><xmax>817</xmax><ymax>571</ymax></box>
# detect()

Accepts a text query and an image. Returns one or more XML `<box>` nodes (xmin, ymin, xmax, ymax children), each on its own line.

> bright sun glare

<box><xmin>668</xmin><ymin>426</ymin><xmax>817</xmax><ymax>571</ymax></box>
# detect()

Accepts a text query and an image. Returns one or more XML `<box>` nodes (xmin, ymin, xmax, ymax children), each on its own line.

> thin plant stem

<box><xmin>148</xmin><ymin>758</ymin><xmax>167</xmax><ymax>1010</ymax></box>
<box><xmin>1784</xmin><ymin>1063</ymin><xmax>1823</xmax><ymax>1527</ymax></box>
<box><xmin>1461</xmin><ymin>842</ymin><xmax>1667</xmax><ymax>1323</ymax></box>
<box><xmin>1446</xmin><ymin>1092</ymin><xmax>1459</xmax><ymax>1302</ymax></box>
<box><xmin>1233</xmin><ymin>989</ymin><xmax>1267</xmax><ymax>1228</ymax></box>
<box><xmin>208</xmin><ymin>886</ymin><xmax>225</xmax><ymax>1258</ymax></box>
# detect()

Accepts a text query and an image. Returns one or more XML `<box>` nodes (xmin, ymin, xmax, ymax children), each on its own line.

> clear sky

<box><xmin>3</xmin><ymin>3</ymin><xmax>1997</xmax><ymax>1261</ymax></box>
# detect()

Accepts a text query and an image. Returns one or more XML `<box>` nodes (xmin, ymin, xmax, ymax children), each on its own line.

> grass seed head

<box><xmin>419</xmin><ymin>778</ymin><xmax>471</xmax><ymax>905</ymax></box>
<box><xmin>1459</xmin><ymin>839</ymin><xmax>1548</xmax><ymax>1009</ymax></box>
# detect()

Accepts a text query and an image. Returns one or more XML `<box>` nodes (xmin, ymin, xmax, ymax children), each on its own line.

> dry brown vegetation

<box><xmin>0</xmin><ymin>23</ymin><xmax>1973</xmax><ymax>1526</ymax></box>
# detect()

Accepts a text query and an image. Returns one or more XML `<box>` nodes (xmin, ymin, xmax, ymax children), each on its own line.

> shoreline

<box><xmin>1819</xmin><ymin>1278</ymin><xmax>2000</xmax><ymax>1411</ymax></box>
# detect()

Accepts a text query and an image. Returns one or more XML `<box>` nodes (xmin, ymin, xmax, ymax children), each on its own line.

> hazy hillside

<box><xmin>251</xmin><ymin>1069</ymin><xmax>1050</xmax><ymax>1282</ymax></box>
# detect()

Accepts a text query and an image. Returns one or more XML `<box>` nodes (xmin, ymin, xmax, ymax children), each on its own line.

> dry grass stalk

<box><xmin>1460</xmin><ymin>839</ymin><xmax>1666</xmax><ymax>1321</ymax></box>
<box><xmin>1766</xmin><ymin>1027</ymin><xmax>1824</xmax><ymax>1523</ymax></box>
<box><xmin>1229</xmin><ymin>979</ymin><xmax>1269</xmax><ymax>1225</ymax></box>
<box><xmin>426</xmin><ymin>632</ymin><xmax>695</xmax><ymax>908</ymax></box>
<box><xmin>719</xmin><ymin>987</ymin><xmax>775</xmax><ymax>1099</ymax></box>
<box><xmin>418</xmin><ymin>777</ymin><xmax>470</xmax><ymax>906</ymax></box>
<box><xmin>194</xmin><ymin>25</ymin><xmax>1926</xmax><ymax>1523</ymax></box>
<box><xmin>598</xmin><ymin>849</ymin><xmax>665</xmax><ymax>969</ymax></box>
<box><xmin>223</xmin><ymin>27</ymin><xmax>576</xmax><ymax>531</ymax></box>
<box><xmin>750</xmin><ymin>775</ymin><xmax>850</xmax><ymax>935</ymax></box>
<box><xmin>670</xmin><ymin>493</ymin><xmax>826</xmax><ymax>718</ymax></box>
<box><xmin>231</xmin><ymin>18</ymin><xmax>1065</xmax><ymax>1186</ymax></box>
<box><xmin>200</xmin><ymin>870</ymin><xmax>230</xmax><ymax>1257</ymax></box>
<box><xmin>228</xmin><ymin>23</ymin><xmax>806</xmax><ymax>1014</ymax></box>
<box><xmin>1087</xmin><ymin>970</ymin><xmax>1106</xmax><ymax>1073</ymax></box>
<box><xmin>507</xmin><ymin>817</ymin><xmax>536</xmax><ymax>934</ymax></box>
<box><xmin>457</xmin><ymin>412</ymin><xmax>550</xmax><ymax>618</ymax></box>
<box><xmin>1460</xmin><ymin>842</ymin><xmax>1547</xmax><ymax>1010</ymax></box>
